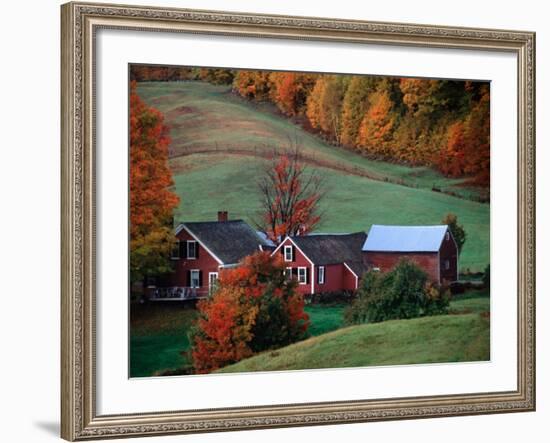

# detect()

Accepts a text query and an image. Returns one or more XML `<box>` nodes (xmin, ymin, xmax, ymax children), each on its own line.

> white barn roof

<box><xmin>362</xmin><ymin>225</ymin><xmax>449</xmax><ymax>252</ymax></box>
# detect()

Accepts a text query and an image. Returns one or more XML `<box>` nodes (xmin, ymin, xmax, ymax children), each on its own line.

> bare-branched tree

<box><xmin>256</xmin><ymin>143</ymin><xmax>325</xmax><ymax>244</ymax></box>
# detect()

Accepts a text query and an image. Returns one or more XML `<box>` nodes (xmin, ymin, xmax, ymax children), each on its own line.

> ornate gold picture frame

<box><xmin>61</xmin><ymin>1</ymin><xmax>535</xmax><ymax>440</ymax></box>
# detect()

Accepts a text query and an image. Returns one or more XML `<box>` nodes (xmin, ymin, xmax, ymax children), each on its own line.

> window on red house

<box><xmin>297</xmin><ymin>267</ymin><xmax>307</xmax><ymax>284</ymax></box>
<box><xmin>284</xmin><ymin>245</ymin><xmax>293</xmax><ymax>262</ymax></box>
<box><xmin>187</xmin><ymin>240</ymin><xmax>197</xmax><ymax>259</ymax></box>
<box><xmin>318</xmin><ymin>266</ymin><xmax>325</xmax><ymax>284</ymax></box>
<box><xmin>171</xmin><ymin>240</ymin><xmax>180</xmax><ymax>260</ymax></box>
<box><xmin>190</xmin><ymin>270</ymin><xmax>200</xmax><ymax>288</ymax></box>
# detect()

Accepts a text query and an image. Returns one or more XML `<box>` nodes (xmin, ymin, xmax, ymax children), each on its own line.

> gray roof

<box><xmin>256</xmin><ymin>231</ymin><xmax>276</xmax><ymax>247</ymax></box>
<box><xmin>344</xmin><ymin>260</ymin><xmax>368</xmax><ymax>278</ymax></box>
<box><xmin>362</xmin><ymin>225</ymin><xmax>449</xmax><ymax>252</ymax></box>
<box><xmin>177</xmin><ymin>220</ymin><xmax>268</xmax><ymax>264</ymax></box>
<box><xmin>291</xmin><ymin>232</ymin><xmax>367</xmax><ymax>266</ymax></box>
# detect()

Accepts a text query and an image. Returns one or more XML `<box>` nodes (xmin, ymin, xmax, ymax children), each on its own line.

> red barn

<box><xmin>362</xmin><ymin>225</ymin><xmax>459</xmax><ymax>284</ymax></box>
<box><xmin>271</xmin><ymin>233</ymin><xmax>367</xmax><ymax>295</ymax></box>
<box><xmin>152</xmin><ymin>212</ymin><xmax>270</xmax><ymax>299</ymax></box>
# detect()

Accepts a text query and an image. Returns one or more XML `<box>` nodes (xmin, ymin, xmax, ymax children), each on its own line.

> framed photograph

<box><xmin>61</xmin><ymin>1</ymin><xmax>536</xmax><ymax>440</ymax></box>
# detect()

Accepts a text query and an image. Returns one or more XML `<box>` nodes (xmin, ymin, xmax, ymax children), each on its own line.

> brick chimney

<box><xmin>217</xmin><ymin>211</ymin><xmax>228</xmax><ymax>222</ymax></box>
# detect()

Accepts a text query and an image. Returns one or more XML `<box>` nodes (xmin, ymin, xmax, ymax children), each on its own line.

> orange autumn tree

<box><xmin>305</xmin><ymin>75</ymin><xmax>348</xmax><ymax>143</ymax></box>
<box><xmin>438</xmin><ymin>121</ymin><xmax>468</xmax><ymax>178</ymax></box>
<box><xmin>356</xmin><ymin>89</ymin><xmax>396</xmax><ymax>156</ymax></box>
<box><xmin>191</xmin><ymin>251</ymin><xmax>309</xmax><ymax>373</ymax></box>
<box><xmin>269</xmin><ymin>72</ymin><xmax>318</xmax><ymax>117</ymax></box>
<box><xmin>399</xmin><ymin>78</ymin><xmax>441</xmax><ymax>118</ymax></box>
<box><xmin>130</xmin><ymin>81</ymin><xmax>179</xmax><ymax>283</ymax></box>
<box><xmin>340</xmin><ymin>76</ymin><xmax>378</xmax><ymax>147</ymax></box>
<box><xmin>463</xmin><ymin>84</ymin><xmax>490</xmax><ymax>186</ymax></box>
<box><xmin>257</xmin><ymin>149</ymin><xmax>324</xmax><ymax>244</ymax></box>
<box><xmin>437</xmin><ymin>84</ymin><xmax>490</xmax><ymax>185</ymax></box>
<box><xmin>232</xmin><ymin>70</ymin><xmax>272</xmax><ymax>100</ymax></box>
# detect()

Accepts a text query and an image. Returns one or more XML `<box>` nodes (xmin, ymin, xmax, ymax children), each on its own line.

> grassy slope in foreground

<box><xmin>217</xmin><ymin>313</ymin><xmax>490</xmax><ymax>373</ymax></box>
<box><xmin>172</xmin><ymin>154</ymin><xmax>489</xmax><ymax>271</ymax></box>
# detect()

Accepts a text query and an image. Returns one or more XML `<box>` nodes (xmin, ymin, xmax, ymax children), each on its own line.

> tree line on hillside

<box><xmin>131</xmin><ymin>65</ymin><xmax>490</xmax><ymax>186</ymax></box>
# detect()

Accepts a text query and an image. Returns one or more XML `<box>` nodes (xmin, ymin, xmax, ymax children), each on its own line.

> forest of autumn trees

<box><xmin>129</xmin><ymin>80</ymin><xmax>179</xmax><ymax>283</ymax></box>
<box><xmin>131</xmin><ymin>66</ymin><xmax>490</xmax><ymax>186</ymax></box>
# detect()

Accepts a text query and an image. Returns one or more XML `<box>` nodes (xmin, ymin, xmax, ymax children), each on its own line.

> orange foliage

<box><xmin>438</xmin><ymin>121</ymin><xmax>467</xmax><ymax>177</ymax></box>
<box><xmin>230</xmin><ymin>69</ymin><xmax>490</xmax><ymax>185</ymax></box>
<box><xmin>437</xmin><ymin>85</ymin><xmax>490</xmax><ymax>185</ymax></box>
<box><xmin>463</xmin><ymin>85</ymin><xmax>490</xmax><ymax>186</ymax></box>
<box><xmin>399</xmin><ymin>78</ymin><xmax>438</xmax><ymax>116</ymax></box>
<box><xmin>191</xmin><ymin>252</ymin><xmax>309</xmax><ymax>373</ymax></box>
<box><xmin>129</xmin><ymin>81</ymin><xmax>179</xmax><ymax>282</ymax></box>
<box><xmin>305</xmin><ymin>76</ymin><xmax>347</xmax><ymax>143</ymax></box>
<box><xmin>340</xmin><ymin>76</ymin><xmax>377</xmax><ymax>147</ymax></box>
<box><xmin>356</xmin><ymin>91</ymin><xmax>395</xmax><ymax>156</ymax></box>
<box><xmin>232</xmin><ymin>70</ymin><xmax>272</xmax><ymax>100</ymax></box>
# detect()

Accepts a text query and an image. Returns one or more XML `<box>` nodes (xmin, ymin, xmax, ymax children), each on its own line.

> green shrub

<box><xmin>344</xmin><ymin>259</ymin><xmax>450</xmax><ymax>325</ymax></box>
<box><xmin>343</xmin><ymin>271</ymin><xmax>381</xmax><ymax>325</ymax></box>
<box><xmin>305</xmin><ymin>290</ymin><xmax>356</xmax><ymax>305</ymax></box>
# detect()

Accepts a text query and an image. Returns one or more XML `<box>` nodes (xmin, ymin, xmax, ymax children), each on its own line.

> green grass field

<box><xmin>449</xmin><ymin>288</ymin><xmax>490</xmax><ymax>314</ymax></box>
<box><xmin>130</xmin><ymin>304</ymin><xmax>198</xmax><ymax>377</ymax></box>
<box><xmin>130</xmin><ymin>290</ymin><xmax>489</xmax><ymax>377</ymax></box>
<box><xmin>217</xmin><ymin>312</ymin><xmax>490</xmax><ymax>374</ymax></box>
<box><xmin>305</xmin><ymin>304</ymin><xmax>347</xmax><ymax>337</ymax></box>
<box><xmin>171</xmin><ymin>154</ymin><xmax>489</xmax><ymax>271</ymax></box>
<box><xmin>129</xmin><ymin>303</ymin><xmax>344</xmax><ymax>377</ymax></box>
<box><xmin>137</xmin><ymin>81</ymin><xmax>490</xmax><ymax>272</ymax></box>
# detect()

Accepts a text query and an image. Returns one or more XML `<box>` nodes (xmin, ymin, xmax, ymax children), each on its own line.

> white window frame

<box><xmin>208</xmin><ymin>272</ymin><xmax>219</xmax><ymax>295</ymax></box>
<box><xmin>445</xmin><ymin>259</ymin><xmax>450</xmax><ymax>270</ymax></box>
<box><xmin>318</xmin><ymin>266</ymin><xmax>325</xmax><ymax>284</ymax></box>
<box><xmin>190</xmin><ymin>269</ymin><xmax>200</xmax><ymax>288</ymax></box>
<box><xmin>187</xmin><ymin>240</ymin><xmax>197</xmax><ymax>259</ymax></box>
<box><xmin>170</xmin><ymin>240</ymin><xmax>180</xmax><ymax>260</ymax></box>
<box><xmin>284</xmin><ymin>245</ymin><xmax>293</xmax><ymax>262</ymax></box>
<box><xmin>297</xmin><ymin>267</ymin><xmax>307</xmax><ymax>285</ymax></box>
<box><xmin>285</xmin><ymin>267</ymin><xmax>293</xmax><ymax>280</ymax></box>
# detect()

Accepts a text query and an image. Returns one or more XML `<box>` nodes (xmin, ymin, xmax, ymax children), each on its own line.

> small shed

<box><xmin>362</xmin><ymin>225</ymin><xmax>458</xmax><ymax>284</ymax></box>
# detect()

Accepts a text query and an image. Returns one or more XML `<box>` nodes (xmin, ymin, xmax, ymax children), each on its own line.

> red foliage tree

<box><xmin>191</xmin><ymin>252</ymin><xmax>309</xmax><ymax>373</ymax></box>
<box><xmin>257</xmin><ymin>150</ymin><xmax>324</xmax><ymax>243</ymax></box>
<box><xmin>438</xmin><ymin>121</ymin><xmax>468</xmax><ymax>177</ymax></box>
<box><xmin>463</xmin><ymin>85</ymin><xmax>490</xmax><ymax>186</ymax></box>
<box><xmin>130</xmin><ymin>81</ymin><xmax>180</xmax><ymax>283</ymax></box>
<box><xmin>437</xmin><ymin>85</ymin><xmax>490</xmax><ymax>185</ymax></box>
<box><xmin>269</xmin><ymin>72</ymin><xmax>318</xmax><ymax>117</ymax></box>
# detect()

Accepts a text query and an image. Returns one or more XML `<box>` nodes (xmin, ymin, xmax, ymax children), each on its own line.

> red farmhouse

<box><xmin>150</xmin><ymin>218</ymin><xmax>459</xmax><ymax>300</ymax></box>
<box><xmin>271</xmin><ymin>233</ymin><xmax>367</xmax><ymax>295</ymax></box>
<box><xmin>155</xmin><ymin>212</ymin><xmax>270</xmax><ymax>299</ymax></box>
<box><xmin>362</xmin><ymin>225</ymin><xmax>458</xmax><ymax>284</ymax></box>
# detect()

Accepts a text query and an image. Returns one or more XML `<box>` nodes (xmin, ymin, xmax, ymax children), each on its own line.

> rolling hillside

<box><xmin>137</xmin><ymin>81</ymin><xmax>490</xmax><ymax>271</ymax></box>
<box><xmin>217</xmin><ymin>312</ymin><xmax>490</xmax><ymax>374</ymax></box>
